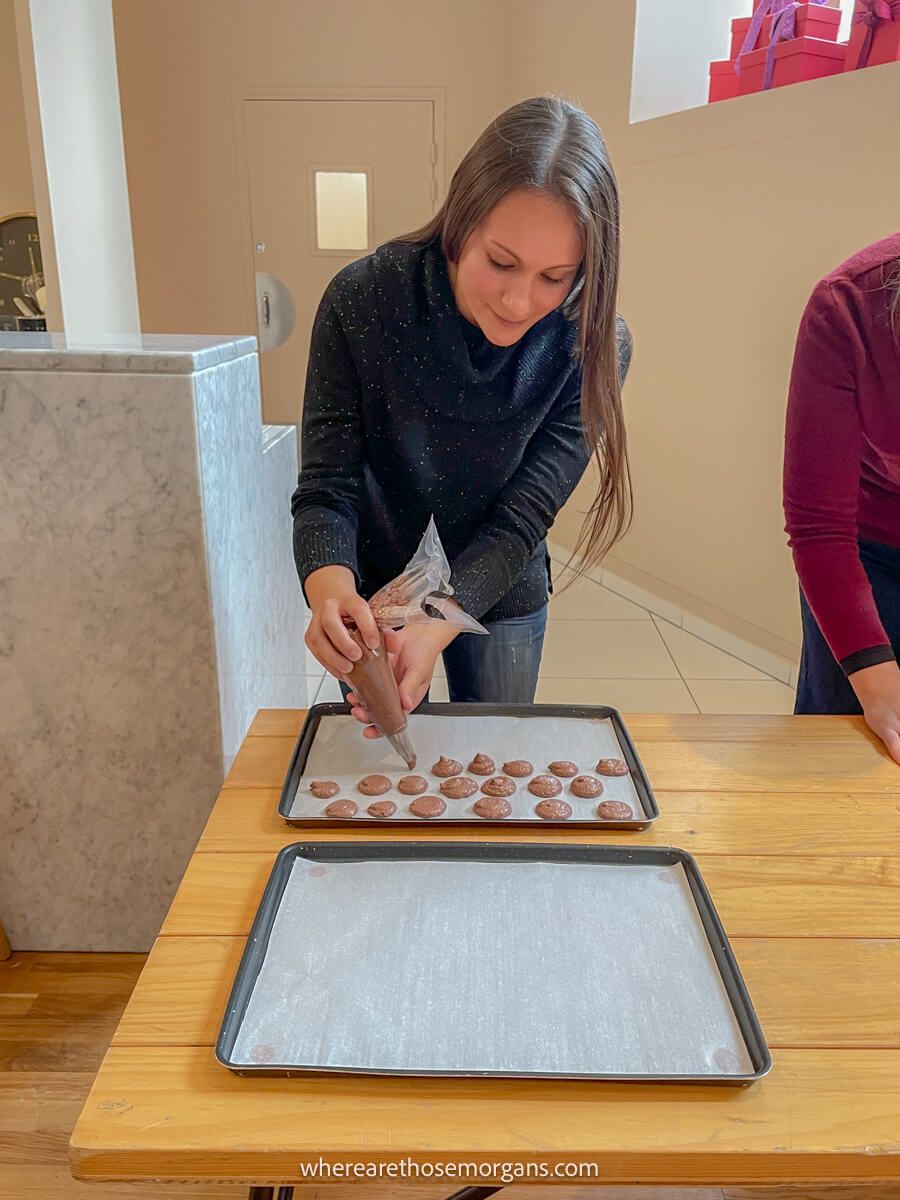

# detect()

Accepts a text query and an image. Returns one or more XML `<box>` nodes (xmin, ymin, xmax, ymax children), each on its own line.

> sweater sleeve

<box><xmin>450</xmin><ymin>318</ymin><xmax>633</xmax><ymax>619</ymax></box>
<box><xmin>449</xmin><ymin>372</ymin><xmax>589</xmax><ymax>618</ymax></box>
<box><xmin>291</xmin><ymin>283</ymin><xmax>364</xmax><ymax>592</ymax></box>
<box><xmin>783</xmin><ymin>281</ymin><xmax>893</xmax><ymax>673</ymax></box>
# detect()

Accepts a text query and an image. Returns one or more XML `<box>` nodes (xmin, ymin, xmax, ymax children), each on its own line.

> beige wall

<box><xmin>1</xmin><ymin>0</ymin><xmax>34</xmax><ymax>218</ymax></box>
<box><xmin>506</xmin><ymin>1</ymin><xmax>900</xmax><ymax>659</ymax></box>
<box><xmin>111</xmin><ymin>0</ymin><xmax>506</xmax><ymax>344</ymax></box>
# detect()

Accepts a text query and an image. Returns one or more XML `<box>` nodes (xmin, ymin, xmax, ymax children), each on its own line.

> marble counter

<box><xmin>0</xmin><ymin>331</ymin><xmax>257</xmax><ymax>373</ymax></box>
<box><xmin>0</xmin><ymin>333</ymin><xmax>307</xmax><ymax>951</ymax></box>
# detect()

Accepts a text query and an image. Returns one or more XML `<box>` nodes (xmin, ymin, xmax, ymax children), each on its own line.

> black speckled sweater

<box><xmin>291</xmin><ymin>238</ymin><xmax>631</xmax><ymax>622</ymax></box>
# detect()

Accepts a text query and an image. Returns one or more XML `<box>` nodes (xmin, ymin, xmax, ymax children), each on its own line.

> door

<box><xmin>244</xmin><ymin>98</ymin><xmax>437</xmax><ymax>425</ymax></box>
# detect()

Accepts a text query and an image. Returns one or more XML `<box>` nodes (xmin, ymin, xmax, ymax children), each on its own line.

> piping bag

<box><xmin>343</xmin><ymin>518</ymin><xmax>488</xmax><ymax>768</ymax></box>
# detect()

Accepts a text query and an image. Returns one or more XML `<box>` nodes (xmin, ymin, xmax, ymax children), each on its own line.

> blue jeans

<box><xmin>442</xmin><ymin>604</ymin><xmax>548</xmax><ymax>703</ymax></box>
<box><xmin>340</xmin><ymin>605</ymin><xmax>548</xmax><ymax>708</ymax></box>
<box><xmin>795</xmin><ymin>539</ymin><xmax>900</xmax><ymax>715</ymax></box>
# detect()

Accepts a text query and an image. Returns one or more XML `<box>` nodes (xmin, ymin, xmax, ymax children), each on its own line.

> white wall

<box><xmin>631</xmin><ymin>0</ymin><xmax>751</xmax><ymax>122</ymax></box>
<box><xmin>24</xmin><ymin>0</ymin><xmax>139</xmax><ymax>336</ymax></box>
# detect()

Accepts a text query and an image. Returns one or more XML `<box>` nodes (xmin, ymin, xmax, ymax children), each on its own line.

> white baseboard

<box><xmin>547</xmin><ymin>540</ymin><xmax>796</xmax><ymax>686</ymax></box>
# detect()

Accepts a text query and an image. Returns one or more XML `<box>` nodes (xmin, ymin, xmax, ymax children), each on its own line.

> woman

<box><xmin>292</xmin><ymin>96</ymin><xmax>633</xmax><ymax>732</ymax></box>
<box><xmin>784</xmin><ymin>232</ymin><xmax>900</xmax><ymax>763</ymax></box>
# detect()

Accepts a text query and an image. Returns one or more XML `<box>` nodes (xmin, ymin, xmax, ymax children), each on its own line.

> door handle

<box><xmin>254</xmin><ymin>272</ymin><xmax>295</xmax><ymax>351</ymax></box>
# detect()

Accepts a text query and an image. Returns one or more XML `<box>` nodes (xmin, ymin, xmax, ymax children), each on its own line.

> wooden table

<box><xmin>70</xmin><ymin>711</ymin><xmax>900</xmax><ymax>1196</ymax></box>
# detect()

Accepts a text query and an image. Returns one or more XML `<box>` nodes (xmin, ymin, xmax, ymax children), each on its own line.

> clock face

<box><xmin>0</xmin><ymin>213</ymin><xmax>44</xmax><ymax>323</ymax></box>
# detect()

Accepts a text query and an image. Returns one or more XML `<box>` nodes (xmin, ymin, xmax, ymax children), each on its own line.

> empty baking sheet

<box><xmin>280</xmin><ymin>703</ymin><xmax>658</xmax><ymax>828</ymax></box>
<box><xmin>217</xmin><ymin>842</ymin><xmax>769</xmax><ymax>1083</ymax></box>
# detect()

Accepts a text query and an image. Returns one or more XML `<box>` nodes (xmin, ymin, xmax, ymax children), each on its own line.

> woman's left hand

<box><xmin>347</xmin><ymin>621</ymin><xmax>458</xmax><ymax>737</ymax></box>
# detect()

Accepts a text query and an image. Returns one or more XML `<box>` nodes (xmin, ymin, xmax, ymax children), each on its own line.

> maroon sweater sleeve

<box><xmin>783</xmin><ymin>281</ymin><xmax>894</xmax><ymax>673</ymax></box>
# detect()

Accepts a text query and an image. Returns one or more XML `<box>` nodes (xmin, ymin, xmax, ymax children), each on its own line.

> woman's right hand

<box><xmin>304</xmin><ymin>564</ymin><xmax>381</xmax><ymax>679</ymax></box>
<box><xmin>850</xmin><ymin>660</ymin><xmax>900</xmax><ymax>765</ymax></box>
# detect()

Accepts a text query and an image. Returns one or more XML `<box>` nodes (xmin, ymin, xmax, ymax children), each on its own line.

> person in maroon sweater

<box><xmin>784</xmin><ymin>233</ymin><xmax>900</xmax><ymax>762</ymax></box>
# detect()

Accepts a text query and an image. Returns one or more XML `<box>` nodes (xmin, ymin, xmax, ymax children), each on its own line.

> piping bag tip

<box><xmin>386</xmin><ymin>726</ymin><xmax>417</xmax><ymax>770</ymax></box>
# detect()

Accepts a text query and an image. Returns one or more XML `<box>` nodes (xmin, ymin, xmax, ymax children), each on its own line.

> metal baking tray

<box><xmin>278</xmin><ymin>703</ymin><xmax>659</xmax><ymax>829</ymax></box>
<box><xmin>216</xmin><ymin>841</ymin><xmax>770</xmax><ymax>1084</ymax></box>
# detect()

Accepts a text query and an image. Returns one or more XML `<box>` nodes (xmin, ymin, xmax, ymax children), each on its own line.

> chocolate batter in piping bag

<box><xmin>343</xmin><ymin>517</ymin><xmax>488</xmax><ymax>768</ymax></box>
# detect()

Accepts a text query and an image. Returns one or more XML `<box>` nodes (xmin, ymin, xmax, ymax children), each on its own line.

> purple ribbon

<box><xmin>852</xmin><ymin>0</ymin><xmax>900</xmax><ymax>69</ymax></box>
<box><xmin>736</xmin><ymin>0</ymin><xmax>828</xmax><ymax>73</ymax></box>
<box><xmin>764</xmin><ymin>4</ymin><xmax>798</xmax><ymax>86</ymax></box>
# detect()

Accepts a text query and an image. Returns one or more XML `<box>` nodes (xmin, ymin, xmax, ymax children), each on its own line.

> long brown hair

<box><xmin>397</xmin><ymin>96</ymin><xmax>631</xmax><ymax>577</ymax></box>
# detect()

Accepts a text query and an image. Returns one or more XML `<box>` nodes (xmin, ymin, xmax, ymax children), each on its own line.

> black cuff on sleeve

<box><xmin>293</xmin><ymin>514</ymin><xmax>359</xmax><ymax>605</ymax></box>
<box><xmin>841</xmin><ymin>644</ymin><xmax>896</xmax><ymax>676</ymax></box>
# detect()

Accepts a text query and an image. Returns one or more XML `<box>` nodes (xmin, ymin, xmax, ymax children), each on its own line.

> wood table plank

<box><xmin>110</xmin><ymin>937</ymin><xmax>245</xmax><ymax>1048</ymax></box>
<box><xmin>222</xmin><ymin>737</ymin><xmax>296</xmax><ymax>789</ymax></box>
<box><xmin>247</xmin><ymin>709</ymin><xmax>307</xmax><ymax>737</ymax></box>
<box><xmin>158</xmin><ymin>850</ymin><xmax>900</xmax><ymax>939</ymax></box>
<box><xmin>69</xmin><ymin>1044</ymin><xmax>900</xmax><ymax>1185</ymax></box>
<box><xmin>110</xmin><ymin>935</ymin><xmax>900</xmax><ymax>1050</ymax></box>
<box><xmin>193</xmin><ymin>787</ymin><xmax>900</xmax><ymax>858</ymax></box>
<box><xmin>635</xmin><ymin>740</ymin><xmax>897</xmax><ymax>794</ymax></box>
<box><xmin>730</xmin><ymin>937</ymin><xmax>900</xmax><ymax>1046</ymax></box>
<box><xmin>615</xmin><ymin>714</ymin><xmax>880</xmax><ymax>744</ymax></box>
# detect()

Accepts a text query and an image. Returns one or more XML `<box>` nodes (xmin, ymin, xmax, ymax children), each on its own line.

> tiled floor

<box><xmin>303</xmin><ymin>554</ymin><xmax>796</xmax><ymax>715</ymax></box>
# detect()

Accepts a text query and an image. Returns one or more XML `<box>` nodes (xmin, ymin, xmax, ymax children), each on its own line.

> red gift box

<box><xmin>738</xmin><ymin>35</ymin><xmax>846</xmax><ymax>93</ymax></box>
<box><xmin>789</xmin><ymin>3</ymin><xmax>841</xmax><ymax>38</ymax></box>
<box><xmin>709</xmin><ymin>59</ymin><xmax>740</xmax><ymax>102</ymax></box>
<box><xmin>844</xmin><ymin>0</ymin><xmax>900</xmax><ymax>70</ymax></box>
<box><xmin>731</xmin><ymin>5</ymin><xmax>839</xmax><ymax>58</ymax></box>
